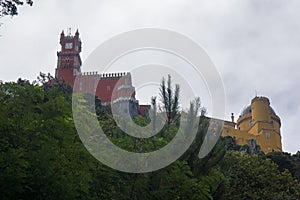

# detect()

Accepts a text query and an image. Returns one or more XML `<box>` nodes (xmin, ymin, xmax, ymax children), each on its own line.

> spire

<box><xmin>67</xmin><ymin>28</ymin><xmax>72</xmax><ymax>36</ymax></box>
<box><xmin>60</xmin><ymin>30</ymin><xmax>65</xmax><ymax>44</ymax></box>
<box><xmin>75</xmin><ymin>29</ymin><xmax>79</xmax><ymax>38</ymax></box>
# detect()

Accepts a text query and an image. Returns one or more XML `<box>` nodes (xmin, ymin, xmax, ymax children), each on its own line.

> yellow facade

<box><xmin>222</xmin><ymin>96</ymin><xmax>282</xmax><ymax>153</ymax></box>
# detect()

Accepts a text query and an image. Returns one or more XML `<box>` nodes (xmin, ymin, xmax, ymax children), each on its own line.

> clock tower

<box><xmin>55</xmin><ymin>29</ymin><xmax>82</xmax><ymax>86</ymax></box>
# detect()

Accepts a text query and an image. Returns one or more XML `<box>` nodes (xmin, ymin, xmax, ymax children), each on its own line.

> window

<box><xmin>271</xmin><ymin>120</ymin><xmax>274</xmax><ymax>128</ymax></box>
<box><xmin>65</xmin><ymin>57</ymin><xmax>70</xmax><ymax>62</ymax></box>
<box><xmin>107</xmin><ymin>86</ymin><xmax>111</xmax><ymax>91</ymax></box>
<box><xmin>249</xmin><ymin>119</ymin><xmax>253</xmax><ymax>127</ymax></box>
<box><xmin>79</xmin><ymin>82</ymin><xmax>82</xmax><ymax>91</ymax></box>
<box><xmin>266</xmin><ymin>133</ymin><xmax>270</xmax><ymax>139</ymax></box>
<box><xmin>74</xmin><ymin>56</ymin><xmax>78</xmax><ymax>65</ymax></box>
<box><xmin>267</xmin><ymin>146</ymin><xmax>271</xmax><ymax>151</ymax></box>
<box><xmin>65</xmin><ymin>42</ymin><xmax>73</xmax><ymax>49</ymax></box>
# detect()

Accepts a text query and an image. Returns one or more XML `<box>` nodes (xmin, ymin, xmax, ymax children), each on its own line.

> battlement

<box><xmin>78</xmin><ymin>72</ymin><xmax>129</xmax><ymax>78</ymax></box>
<box><xmin>100</xmin><ymin>72</ymin><xmax>128</xmax><ymax>78</ymax></box>
<box><xmin>63</xmin><ymin>35</ymin><xmax>81</xmax><ymax>41</ymax></box>
<box><xmin>80</xmin><ymin>71</ymin><xmax>99</xmax><ymax>76</ymax></box>
<box><xmin>251</xmin><ymin>96</ymin><xmax>270</xmax><ymax>105</ymax></box>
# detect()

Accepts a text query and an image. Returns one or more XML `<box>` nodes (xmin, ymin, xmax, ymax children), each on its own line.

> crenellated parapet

<box><xmin>79</xmin><ymin>71</ymin><xmax>98</xmax><ymax>76</ymax></box>
<box><xmin>77</xmin><ymin>72</ymin><xmax>129</xmax><ymax>78</ymax></box>
<box><xmin>251</xmin><ymin>96</ymin><xmax>270</xmax><ymax>105</ymax></box>
<box><xmin>100</xmin><ymin>72</ymin><xmax>128</xmax><ymax>78</ymax></box>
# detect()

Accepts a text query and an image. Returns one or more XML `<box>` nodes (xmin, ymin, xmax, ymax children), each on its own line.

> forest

<box><xmin>1</xmin><ymin>73</ymin><xmax>300</xmax><ymax>200</ymax></box>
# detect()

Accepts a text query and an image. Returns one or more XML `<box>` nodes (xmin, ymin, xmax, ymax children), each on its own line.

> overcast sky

<box><xmin>1</xmin><ymin>0</ymin><xmax>300</xmax><ymax>153</ymax></box>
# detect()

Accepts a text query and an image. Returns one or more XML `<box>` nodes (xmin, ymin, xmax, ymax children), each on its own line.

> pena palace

<box><xmin>54</xmin><ymin>30</ymin><xmax>282</xmax><ymax>153</ymax></box>
<box><xmin>55</xmin><ymin>30</ymin><xmax>149</xmax><ymax>116</ymax></box>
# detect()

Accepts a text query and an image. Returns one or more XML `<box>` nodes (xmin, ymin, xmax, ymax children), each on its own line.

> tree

<box><xmin>0</xmin><ymin>79</ymin><xmax>99</xmax><ymax>199</ymax></box>
<box><xmin>159</xmin><ymin>75</ymin><xmax>180</xmax><ymax>126</ymax></box>
<box><xmin>4</xmin><ymin>75</ymin><xmax>300</xmax><ymax>200</ymax></box>
<box><xmin>150</xmin><ymin>96</ymin><xmax>157</xmax><ymax>131</ymax></box>
<box><xmin>0</xmin><ymin>0</ymin><xmax>33</xmax><ymax>17</ymax></box>
<box><xmin>148</xmin><ymin>161</ymin><xmax>212</xmax><ymax>200</ymax></box>
<box><xmin>220</xmin><ymin>151</ymin><xmax>300</xmax><ymax>199</ymax></box>
<box><xmin>221</xmin><ymin>136</ymin><xmax>242</xmax><ymax>151</ymax></box>
<box><xmin>266</xmin><ymin>151</ymin><xmax>300</xmax><ymax>182</ymax></box>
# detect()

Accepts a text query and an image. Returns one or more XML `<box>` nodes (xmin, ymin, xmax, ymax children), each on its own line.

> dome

<box><xmin>270</xmin><ymin>107</ymin><xmax>276</xmax><ymax>115</ymax></box>
<box><xmin>241</xmin><ymin>105</ymin><xmax>252</xmax><ymax>116</ymax></box>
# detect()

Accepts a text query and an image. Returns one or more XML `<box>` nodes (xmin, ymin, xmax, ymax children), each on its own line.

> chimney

<box><xmin>231</xmin><ymin>113</ymin><xmax>234</xmax><ymax>122</ymax></box>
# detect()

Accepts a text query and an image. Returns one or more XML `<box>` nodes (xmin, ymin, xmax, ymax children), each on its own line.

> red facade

<box><xmin>55</xmin><ymin>30</ymin><xmax>136</xmax><ymax>104</ymax></box>
<box><xmin>138</xmin><ymin>104</ymin><xmax>151</xmax><ymax>116</ymax></box>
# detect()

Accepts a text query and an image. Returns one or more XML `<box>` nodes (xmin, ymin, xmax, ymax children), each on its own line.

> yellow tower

<box><xmin>222</xmin><ymin>96</ymin><xmax>282</xmax><ymax>153</ymax></box>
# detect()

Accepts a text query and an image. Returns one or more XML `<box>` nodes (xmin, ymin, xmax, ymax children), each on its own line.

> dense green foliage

<box><xmin>265</xmin><ymin>151</ymin><xmax>300</xmax><ymax>182</ymax></box>
<box><xmin>1</xmin><ymin>76</ymin><xmax>300</xmax><ymax>199</ymax></box>
<box><xmin>220</xmin><ymin>151</ymin><xmax>300</xmax><ymax>199</ymax></box>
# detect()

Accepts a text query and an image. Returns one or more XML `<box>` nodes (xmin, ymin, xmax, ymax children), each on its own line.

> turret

<box><xmin>55</xmin><ymin>29</ymin><xmax>82</xmax><ymax>86</ymax></box>
<box><xmin>251</xmin><ymin>96</ymin><xmax>271</xmax><ymax>123</ymax></box>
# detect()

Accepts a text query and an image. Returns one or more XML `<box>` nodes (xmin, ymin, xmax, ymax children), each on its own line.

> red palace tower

<box><xmin>55</xmin><ymin>30</ymin><xmax>148</xmax><ymax>116</ymax></box>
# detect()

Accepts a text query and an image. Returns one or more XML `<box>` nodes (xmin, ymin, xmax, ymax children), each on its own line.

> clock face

<box><xmin>65</xmin><ymin>42</ymin><xmax>73</xmax><ymax>49</ymax></box>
